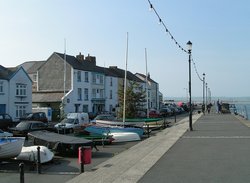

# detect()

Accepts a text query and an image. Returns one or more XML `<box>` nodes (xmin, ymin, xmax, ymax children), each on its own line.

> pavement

<box><xmin>67</xmin><ymin>113</ymin><xmax>202</xmax><ymax>183</ymax></box>
<box><xmin>68</xmin><ymin>112</ymin><xmax>250</xmax><ymax>183</ymax></box>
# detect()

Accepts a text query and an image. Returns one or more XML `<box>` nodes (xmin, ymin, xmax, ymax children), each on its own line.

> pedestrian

<box><xmin>207</xmin><ymin>103</ymin><xmax>212</xmax><ymax>114</ymax></box>
<box><xmin>216</xmin><ymin>99</ymin><xmax>220</xmax><ymax>113</ymax></box>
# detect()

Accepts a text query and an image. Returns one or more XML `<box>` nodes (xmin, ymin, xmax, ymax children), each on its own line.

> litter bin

<box><xmin>78</xmin><ymin>146</ymin><xmax>92</xmax><ymax>165</ymax></box>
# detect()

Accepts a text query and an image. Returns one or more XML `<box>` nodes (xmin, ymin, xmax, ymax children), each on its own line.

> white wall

<box><xmin>8</xmin><ymin>68</ymin><xmax>32</xmax><ymax>121</ymax></box>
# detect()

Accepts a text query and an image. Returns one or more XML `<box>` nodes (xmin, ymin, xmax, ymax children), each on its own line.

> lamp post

<box><xmin>203</xmin><ymin>73</ymin><xmax>205</xmax><ymax>112</ymax></box>
<box><xmin>206</xmin><ymin>83</ymin><xmax>208</xmax><ymax>108</ymax></box>
<box><xmin>187</xmin><ymin>41</ymin><xmax>193</xmax><ymax>131</ymax></box>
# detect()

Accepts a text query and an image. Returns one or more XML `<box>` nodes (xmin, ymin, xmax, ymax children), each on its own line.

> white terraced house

<box><xmin>0</xmin><ymin>65</ymin><xmax>32</xmax><ymax>121</ymax></box>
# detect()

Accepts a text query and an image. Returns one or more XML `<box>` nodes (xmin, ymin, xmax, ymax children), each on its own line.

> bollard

<box><xmin>163</xmin><ymin>117</ymin><xmax>166</xmax><ymax>128</ymax></box>
<box><xmin>174</xmin><ymin>111</ymin><xmax>176</xmax><ymax>123</ymax></box>
<box><xmin>19</xmin><ymin>163</ymin><xmax>24</xmax><ymax>183</ymax></box>
<box><xmin>147</xmin><ymin>124</ymin><xmax>150</xmax><ymax>138</ymax></box>
<box><xmin>37</xmin><ymin>146</ymin><xmax>41</xmax><ymax>174</ymax></box>
<box><xmin>79</xmin><ymin>146</ymin><xmax>84</xmax><ymax>173</ymax></box>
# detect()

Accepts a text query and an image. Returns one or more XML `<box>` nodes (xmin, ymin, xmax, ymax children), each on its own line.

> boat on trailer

<box><xmin>15</xmin><ymin>145</ymin><xmax>54</xmax><ymax>163</ymax></box>
<box><xmin>85</xmin><ymin>125</ymin><xmax>144</xmax><ymax>137</ymax></box>
<box><xmin>28</xmin><ymin>130</ymin><xmax>93</xmax><ymax>153</ymax></box>
<box><xmin>0</xmin><ymin>137</ymin><xmax>25</xmax><ymax>159</ymax></box>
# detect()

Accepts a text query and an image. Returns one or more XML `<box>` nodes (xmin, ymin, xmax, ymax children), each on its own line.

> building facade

<box><xmin>0</xmin><ymin>65</ymin><xmax>32</xmax><ymax>121</ymax></box>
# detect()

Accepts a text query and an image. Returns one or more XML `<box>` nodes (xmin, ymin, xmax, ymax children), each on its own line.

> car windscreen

<box><xmin>16</xmin><ymin>122</ymin><xmax>30</xmax><ymax>130</ymax></box>
<box><xmin>61</xmin><ymin>118</ymin><xmax>77</xmax><ymax>124</ymax></box>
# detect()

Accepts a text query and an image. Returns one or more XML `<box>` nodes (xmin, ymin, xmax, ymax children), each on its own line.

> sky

<box><xmin>0</xmin><ymin>0</ymin><xmax>250</xmax><ymax>98</ymax></box>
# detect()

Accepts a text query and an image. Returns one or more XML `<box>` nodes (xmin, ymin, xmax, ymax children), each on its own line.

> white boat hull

<box><xmin>0</xmin><ymin>137</ymin><xmax>25</xmax><ymax>159</ymax></box>
<box><xmin>110</xmin><ymin>132</ymin><xmax>141</xmax><ymax>142</ymax></box>
<box><xmin>15</xmin><ymin>146</ymin><xmax>54</xmax><ymax>163</ymax></box>
<box><xmin>95</xmin><ymin>120</ymin><xmax>145</xmax><ymax>128</ymax></box>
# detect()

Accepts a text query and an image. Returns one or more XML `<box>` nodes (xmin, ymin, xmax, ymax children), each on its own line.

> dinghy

<box><xmin>15</xmin><ymin>146</ymin><xmax>54</xmax><ymax>163</ymax></box>
<box><xmin>0</xmin><ymin>137</ymin><xmax>25</xmax><ymax>159</ymax></box>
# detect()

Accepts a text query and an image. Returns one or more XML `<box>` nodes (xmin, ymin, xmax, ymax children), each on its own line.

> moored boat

<box><xmin>0</xmin><ymin>137</ymin><xmax>25</xmax><ymax>159</ymax></box>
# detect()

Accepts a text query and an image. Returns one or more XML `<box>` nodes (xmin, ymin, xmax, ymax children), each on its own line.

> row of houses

<box><xmin>0</xmin><ymin>52</ymin><xmax>163</xmax><ymax>121</ymax></box>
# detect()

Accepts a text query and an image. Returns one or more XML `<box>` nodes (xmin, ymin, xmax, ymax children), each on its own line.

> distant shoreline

<box><xmin>165</xmin><ymin>96</ymin><xmax>250</xmax><ymax>103</ymax></box>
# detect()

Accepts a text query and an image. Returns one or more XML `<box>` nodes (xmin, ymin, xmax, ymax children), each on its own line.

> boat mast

<box><xmin>145</xmin><ymin>48</ymin><xmax>149</xmax><ymax>118</ymax></box>
<box><xmin>63</xmin><ymin>39</ymin><xmax>66</xmax><ymax>98</ymax></box>
<box><xmin>123</xmin><ymin>32</ymin><xmax>129</xmax><ymax>125</ymax></box>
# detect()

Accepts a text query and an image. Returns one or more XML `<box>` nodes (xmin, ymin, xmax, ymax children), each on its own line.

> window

<box><xmin>92</xmin><ymin>74</ymin><xmax>96</xmax><ymax>84</ymax></box>
<box><xmin>16</xmin><ymin>84</ymin><xmax>27</xmax><ymax>97</ymax></box>
<box><xmin>100</xmin><ymin>89</ymin><xmax>104</xmax><ymax>98</ymax></box>
<box><xmin>15</xmin><ymin>105</ymin><xmax>26</xmax><ymax>118</ymax></box>
<box><xmin>77</xmin><ymin>88</ymin><xmax>82</xmax><ymax>101</ymax></box>
<box><xmin>77</xmin><ymin>71</ymin><xmax>81</xmax><ymax>82</ymax></box>
<box><xmin>85</xmin><ymin>72</ymin><xmax>89</xmax><ymax>82</ymax></box>
<box><xmin>92</xmin><ymin>89</ymin><xmax>96</xmax><ymax>98</ymax></box>
<box><xmin>84</xmin><ymin>88</ymin><xmax>88</xmax><ymax>101</ymax></box>
<box><xmin>82</xmin><ymin>105</ymin><xmax>88</xmax><ymax>112</ymax></box>
<box><xmin>100</xmin><ymin>75</ymin><xmax>104</xmax><ymax>84</ymax></box>
<box><xmin>110</xmin><ymin>78</ymin><xmax>113</xmax><ymax>86</ymax></box>
<box><xmin>33</xmin><ymin>74</ymin><xmax>37</xmax><ymax>82</ymax></box>
<box><xmin>0</xmin><ymin>82</ymin><xmax>3</xmax><ymax>93</ymax></box>
<box><xmin>109</xmin><ymin>90</ymin><xmax>112</xmax><ymax>99</ymax></box>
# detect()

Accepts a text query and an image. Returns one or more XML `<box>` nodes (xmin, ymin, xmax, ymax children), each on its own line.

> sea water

<box><xmin>235</xmin><ymin>103</ymin><xmax>250</xmax><ymax>120</ymax></box>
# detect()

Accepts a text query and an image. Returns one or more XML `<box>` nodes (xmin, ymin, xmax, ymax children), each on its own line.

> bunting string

<box><xmin>146</xmin><ymin>0</ymin><xmax>204</xmax><ymax>83</ymax></box>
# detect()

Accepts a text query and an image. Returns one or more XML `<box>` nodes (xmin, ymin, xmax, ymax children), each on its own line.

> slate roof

<box><xmin>27</xmin><ymin>61</ymin><xmax>46</xmax><ymax>73</ymax></box>
<box><xmin>54</xmin><ymin>52</ymin><xmax>143</xmax><ymax>82</ymax></box>
<box><xmin>0</xmin><ymin>65</ymin><xmax>19</xmax><ymax>80</ymax></box>
<box><xmin>107</xmin><ymin>66</ymin><xmax>144</xmax><ymax>82</ymax></box>
<box><xmin>135</xmin><ymin>73</ymin><xmax>157</xmax><ymax>83</ymax></box>
<box><xmin>32</xmin><ymin>91</ymin><xmax>65</xmax><ymax>103</ymax></box>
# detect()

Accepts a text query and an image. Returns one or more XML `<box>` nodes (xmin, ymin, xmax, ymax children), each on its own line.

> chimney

<box><xmin>147</xmin><ymin>72</ymin><xmax>150</xmax><ymax>79</ymax></box>
<box><xmin>85</xmin><ymin>54</ymin><xmax>96</xmax><ymax>65</ymax></box>
<box><xmin>76</xmin><ymin>52</ymin><xmax>84</xmax><ymax>61</ymax></box>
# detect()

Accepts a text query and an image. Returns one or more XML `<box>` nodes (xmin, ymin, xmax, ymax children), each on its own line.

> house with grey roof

<box><xmin>0</xmin><ymin>65</ymin><xmax>32</xmax><ymax>121</ymax></box>
<box><xmin>22</xmin><ymin>52</ymin><xmax>147</xmax><ymax>121</ymax></box>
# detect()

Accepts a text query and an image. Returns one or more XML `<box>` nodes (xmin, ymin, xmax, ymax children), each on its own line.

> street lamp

<box><xmin>203</xmin><ymin>73</ymin><xmax>205</xmax><ymax>112</ymax></box>
<box><xmin>206</xmin><ymin>83</ymin><xmax>208</xmax><ymax>107</ymax></box>
<box><xmin>187</xmin><ymin>41</ymin><xmax>193</xmax><ymax>131</ymax></box>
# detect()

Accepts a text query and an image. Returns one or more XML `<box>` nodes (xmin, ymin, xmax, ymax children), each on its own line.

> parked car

<box><xmin>9</xmin><ymin>121</ymin><xmax>51</xmax><ymax>137</ymax></box>
<box><xmin>55</xmin><ymin>113</ymin><xmax>89</xmax><ymax>134</ymax></box>
<box><xmin>149</xmin><ymin>110</ymin><xmax>161</xmax><ymax>118</ymax></box>
<box><xmin>160</xmin><ymin>108</ymin><xmax>172</xmax><ymax>117</ymax></box>
<box><xmin>20</xmin><ymin>112</ymin><xmax>48</xmax><ymax>123</ymax></box>
<box><xmin>0</xmin><ymin>113</ymin><xmax>15</xmax><ymax>130</ymax></box>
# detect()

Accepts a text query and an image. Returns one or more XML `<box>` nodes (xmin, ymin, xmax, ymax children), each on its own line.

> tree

<box><xmin>118</xmin><ymin>80</ymin><xmax>146</xmax><ymax>118</ymax></box>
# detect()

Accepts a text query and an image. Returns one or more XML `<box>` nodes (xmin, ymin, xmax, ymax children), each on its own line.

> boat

<box><xmin>84</xmin><ymin>125</ymin><xmax>144</xmax><ymax>137</ymax></box>
<box><xmin>94</xmin><ymin>119</ymin><xmax>144</xmax><ymax>127</ymax></box>
<box><xmin>0</xmin><ymin>129</ymin><xmax>13</xmax><ymax>137</ymax></box>
<box><xmin>28</xmin><ymin>130</ymin><xmax>93</xmax><ymax>154</ymax></box>
<box><xmin>93</xmin><ymin>115</ymin><xmax>161</xmax><ymax>128</ymax></box>
<box><xmin>0</xmin><ymin>137</ymin><xmax>25</xmax><ymax>159</ymax></box>
<box><xmin>15</xmin><ymin>145</ymin><xmax>54</xmax><ymax>163</ymax></box>
<box><xmin>110</xmin><ymin>132</ymin><xmax>140</xmax><ymax>143</ymax></box>
<box><xmin>143</xmin><ymin>119</ymin><xmax>166</xmax><ymax>130</ymax></box>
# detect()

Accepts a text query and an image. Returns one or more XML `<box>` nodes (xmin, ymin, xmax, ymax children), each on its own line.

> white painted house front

<box><xmin>0</xmin><ymin>65</ymin><xmax>32</xmax><ymax>121</ymax></box>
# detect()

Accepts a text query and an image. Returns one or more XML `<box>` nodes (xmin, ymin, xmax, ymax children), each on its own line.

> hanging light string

<box><xmin>147</xmin><ymin>0</ymin><xmax>204</xmax><ymax>83</ymax></box>
<box><xmin>191</xmin><ymin>57</ymin><xmax>203</xmax><ymax>82</ymax></box>
<box><xmin>147</xmin><ymin>0</ymin><xmax>188</xmax><ymax>53</ymax></box>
